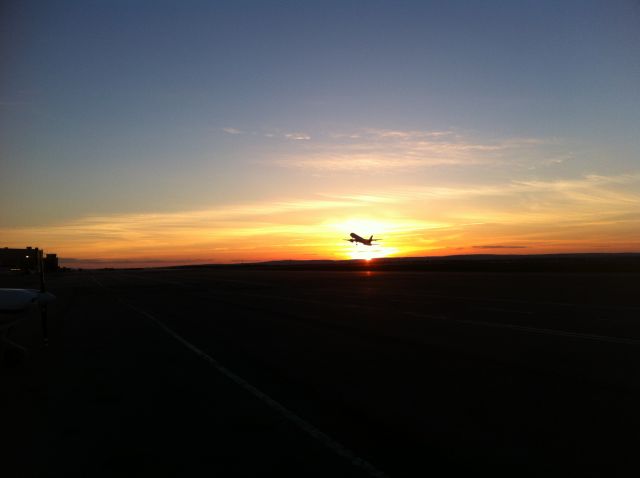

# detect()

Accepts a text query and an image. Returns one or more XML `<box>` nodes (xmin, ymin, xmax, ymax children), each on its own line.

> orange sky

<box><xmin>3</xmin><ymin>172</ymin><xmax>639</xmax><ymax>268</ymax></box>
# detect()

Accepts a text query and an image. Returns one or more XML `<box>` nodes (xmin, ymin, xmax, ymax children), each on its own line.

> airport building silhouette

<box><xmin>0</xmin><ymin>247</ymin><xmax>59</xmax><ymax>272</ymax></box>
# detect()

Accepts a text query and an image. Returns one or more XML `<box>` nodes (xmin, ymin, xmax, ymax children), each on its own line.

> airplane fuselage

<box><xmin>349</xmin><ymin>232</ymin><xmax>373</xmax><ymax>246</ymax></box>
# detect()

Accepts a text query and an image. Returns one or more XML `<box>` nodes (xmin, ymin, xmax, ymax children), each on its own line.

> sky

<box><xmin>1</xmin><ymin>0</ymin><xmax>639</xmax><ymax>267</ymax></box>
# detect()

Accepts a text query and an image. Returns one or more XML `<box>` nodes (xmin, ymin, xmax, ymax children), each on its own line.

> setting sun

<box><xmin>346</xmin><ymin>244</ymin><xmax>398</xmax><ymax>261</ymax></box>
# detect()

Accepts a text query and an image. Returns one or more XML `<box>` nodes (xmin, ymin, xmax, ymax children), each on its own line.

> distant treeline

<box><xmin>170</xmin><ymin>253</ymin><xmax>640</xmax><ymax>274</ymax></box>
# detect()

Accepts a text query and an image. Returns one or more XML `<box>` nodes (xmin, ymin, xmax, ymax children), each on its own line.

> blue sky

<box><xmin>2</xmin><ymin>1</ymin><xmax>639</xmax><ymax>264</ymax></box>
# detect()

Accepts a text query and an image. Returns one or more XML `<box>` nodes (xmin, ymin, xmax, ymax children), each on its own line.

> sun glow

<box><xmin>327</xmin><ymin>217</ymin><xmax>417</xmax><ymax>260</ymax></box>
<box><xmin>346</xmin><ymin>244</ymin><xmax>398</xmax><ymax>260</ymax></box>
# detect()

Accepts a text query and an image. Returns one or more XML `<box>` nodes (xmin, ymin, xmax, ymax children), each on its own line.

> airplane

<box><xmin>344</xmin><ymin>232</ymin><xmax>382</xmax><ymax>246</ymax></box>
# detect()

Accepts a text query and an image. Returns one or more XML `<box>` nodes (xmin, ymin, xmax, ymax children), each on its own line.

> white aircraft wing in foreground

<box><xmin>0</xmin><ymin>288</ymin><xmax>55</xmax><ymax>360</ymax></box>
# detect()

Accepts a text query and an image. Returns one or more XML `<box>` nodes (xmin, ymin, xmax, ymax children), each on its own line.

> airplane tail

<box><xmin>369</xmin><ymin>235</ymin><xmax>373</xmax><ymax>242</ymax></box>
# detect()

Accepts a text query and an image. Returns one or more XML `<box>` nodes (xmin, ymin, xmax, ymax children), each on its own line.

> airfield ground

<box><xmin>2</xmin><ymin>262</ymin><xmax>640</xmax><ymax>477</ymax></box>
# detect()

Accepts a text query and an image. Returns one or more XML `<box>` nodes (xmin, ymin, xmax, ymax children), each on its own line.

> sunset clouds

<box><xmin>271</xmin><ymin>128</ymin><xmax>551</xmax><ymax>172</ymax></box>
<box><xmin>3</xmin><ymin>172</ymin><xmax>638</xmax><ymax>267</ymax></box>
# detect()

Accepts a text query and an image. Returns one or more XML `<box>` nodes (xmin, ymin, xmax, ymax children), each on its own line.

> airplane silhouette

<box><xmin>344</xmin><ymin>232</ymin><xmax>381</xmax><ymax>246</ymax></box>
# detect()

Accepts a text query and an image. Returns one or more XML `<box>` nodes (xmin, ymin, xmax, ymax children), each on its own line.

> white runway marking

<box><xmin>415</xmin><ymin>292</ymin><xmax>640</xmax><ymax>314</ymax></box>
<box><xmin>405</xmin><ymin>312</ymin><xmax>640</xmax><ymax>346</ymax></box>
<box><xmin>115</xmin><ymin>272</ymin><xmax>272</xmax><ymax>289</ymax></box>
<box><xmin>475</xmin><ymin>306</ymin><xmax>534</xmax><ymax>316</ymax></box>
<box><xmin>92</xmin><ymin>276</ymin><xmax>389</xmax><ymax>478</ymax></box>
<box><xmin>118</xmin><ymin>272</ymin><xmax>378</xmax><ymax>311</ymax></box>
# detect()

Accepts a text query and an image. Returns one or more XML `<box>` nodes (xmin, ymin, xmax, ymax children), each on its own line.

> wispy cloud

<box><xmin>362</xmin><ymin>129</ymin><xmax>456</xmax><ymax>140</ymax></box>
<box><xmin>325</xmin><ymin>173</ymin><xmax>640</xmax><ymax>204</ymax></box>
<box><xmin>273</xmin><ymin>128</ymin><xmax>551</xmax><ymax>171</ymax></box>
<box><xmin>223</xmin><ymin>127</ymin><xmax>311</xmax><ymax>140</ymax></box>
<box><xmin>473</xmin><ymin>245</ymin><xmax>528</xmax><ymax>249</ymax></box>
<box><xmin>284</xmin><ymin>132</ymin><xmax>311</xmax><ymax>140</ymax></box>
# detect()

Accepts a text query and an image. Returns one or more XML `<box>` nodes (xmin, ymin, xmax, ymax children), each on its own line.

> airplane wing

<box><xmin>0</xmin><ymin>288</ymin><xmax>55</xmax><ymax>352</ymax></box>
<box><xmin>0</xmin><ymin>288</ymin><xmax>46</xmax><ymax>313</ymax></box>
<box><xmin>0</xmin><ymin>288</ymin><xmax>55</xmax><ymax>320</ymax></box>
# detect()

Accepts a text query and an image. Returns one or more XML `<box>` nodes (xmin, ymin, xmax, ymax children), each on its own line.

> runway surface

<box><xmin>3</xmin><ymin>267</ymin><xmax>640</xmax><ymax>476</ymax></box>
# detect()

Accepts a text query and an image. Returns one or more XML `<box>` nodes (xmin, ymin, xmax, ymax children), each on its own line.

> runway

<box><xmin>4</xmin><ymin>267</ymin><xmax>640</xmax><ymax>476</ymax></box>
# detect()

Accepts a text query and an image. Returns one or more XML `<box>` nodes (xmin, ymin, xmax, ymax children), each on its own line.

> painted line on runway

<box><xmin>91</xmin><ymin>276</ymin><xmax>389</xmax><ymax>478</ymax></box>
<box><xmin>117</xmin><ymin>272</ymin><xmax>272</xmax><ymax>290</ymax></box>
<box><xmin>120</xmin><ymin>272</ymin><xmax>378</xmax><ymax>311</ymax></box>
<box><xmin>405</xmin><ymin>311</ymin><xmax>640</xmax><ymax>346</ymax></box>
<box><xmin>415</xmin><ymin>292</ymin><xmax>640</xmax><ymax>314</ymax></box>
<box><xmin>475</xmin><ymin>306</ymin><xmax>534</xmax><ymax>316</ymax></box>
